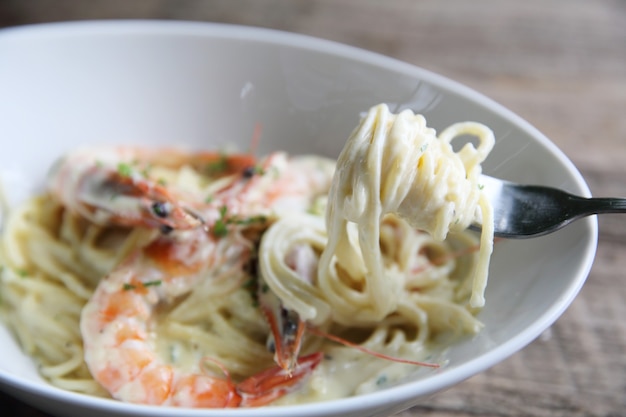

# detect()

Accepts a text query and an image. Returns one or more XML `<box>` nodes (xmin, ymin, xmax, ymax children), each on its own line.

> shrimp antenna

<box><xmin>306</xmin><ymin>325</ymin><xmax>440</xmax><ymax>368</ymax></box>
<box><xmin>201</xmin><ymin>356</ymin><xmax>234</xmax><ymax>384</ymax></box>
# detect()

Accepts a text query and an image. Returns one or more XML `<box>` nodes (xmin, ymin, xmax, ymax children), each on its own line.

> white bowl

<box><xmin>0</xmin><ymin>21</ymin><xmax>597</xmax><ymax>417</ymax></box>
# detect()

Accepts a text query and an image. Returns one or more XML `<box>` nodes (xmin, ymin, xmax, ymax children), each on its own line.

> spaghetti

<box><xmin>0</xmin><ymin>104</ymin><xmax>495</xmax><ymax>405</ymax></box>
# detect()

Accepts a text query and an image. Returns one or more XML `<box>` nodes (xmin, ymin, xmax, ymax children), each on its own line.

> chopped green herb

<box><xmin>419</xmin><ymin>143</ymin><xmax>429</xmax><ymax>153</ymax></box>
<box><xmin>205</xmin><ymin>154</ymin><xmax>229</xmax><ymax>175</ymax></box>
<box><xmin>204</xmin><ymin>195</ymin><xmax>214</xmax><ymax>204</ymax></box>
<box><xmin>123</xmin><ymin>280</ymin><xmax>162</xmax><ymax>291</ymax></box>
<box><xmin>242</xmin><ymin>278</ymin><xmax>257</xmax><ymax>290</ymax></box>
<box><xmin>376</xmin><ymin>375</ymin><xmax>388</xmax><ymax>386</ymax></box>
<box><xmin>140</xmin><ymin>163</ymin><xmax>153</xmax><ymax>178</ymax></box>
<box><xmin>478</xmin><ymin>183</ymin><xmax>485</xmax><ymax>190</ymax></box>
<box><xmin>211</xmin><ymin>206</ymin><xmax>268</xmax><ymax>238</ymax></box>
<box><xmin>253</xmin><ymin>165</ymin><xmax>266</xmax><ymax>176</ymax></box>
<box><xmin>157</xmin><ymin>178</ymin><xmax>167</xmax><ymax>186</ymax></box>
<box><xmin>212</xmin><ymin>219</ymin><xmax>228</xmax><ymax>237</ymax></box>
<box><xmin>117</xmin><ymin>162</ymin><xmax>133</xmax><ymax>177</ymax></box>
<box><xmin>211</xmin><ymin>206</ymin><xmax>230</xmax><ymax>237</ymax></box>
<box><xmin>308</xmin><ymin>196</ymin><xmax>327</xmax><ymax>216</ymax></box>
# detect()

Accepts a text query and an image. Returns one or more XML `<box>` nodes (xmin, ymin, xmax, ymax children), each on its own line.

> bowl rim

<box><xmin>0</xmin><ymin>19</ymin><xmax>598</xmax><ymax>416</ymax></box>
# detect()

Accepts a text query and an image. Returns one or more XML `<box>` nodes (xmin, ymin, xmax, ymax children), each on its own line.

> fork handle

<box><xmin>571</xmin><ymin>196</ymin><xmax>626</xmax><ymax>216</ymax></box>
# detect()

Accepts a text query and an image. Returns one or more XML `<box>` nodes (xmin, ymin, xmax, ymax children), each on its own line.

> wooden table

<box><xmin>1</xmin><ymin>1</ymin><xmax>624</xmax><ymax>416</ymax></box>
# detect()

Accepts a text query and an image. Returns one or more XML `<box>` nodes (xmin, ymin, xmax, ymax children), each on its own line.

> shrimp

<box><xmin>46</xmin><ymin>147</ymin><xmax>259</xmax><ymax>232</ymax></box>
<box><xmin>48</xmin><ymin>147</ymin><xmax>334</xmax><ymax>235</ymax></box>
<box><xmin>80</xmin><ymin>230</ymin><xmax>322</xmax><ymax>407</ymax></box>
<box><xmin>61</xmin><ymin>146</ymin><xmax>337</xmax><ymax>406</ymax></box>
<box><xmin>199</xmin><ymin>152</ymin><xmax>335</xmax><ymax>228</ymax></box>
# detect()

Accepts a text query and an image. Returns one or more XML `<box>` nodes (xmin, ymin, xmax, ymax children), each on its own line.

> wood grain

<box><xmin>1</xmin><ymin>1</ymin><xmax>624</xmax><ymax>416</ymax></box>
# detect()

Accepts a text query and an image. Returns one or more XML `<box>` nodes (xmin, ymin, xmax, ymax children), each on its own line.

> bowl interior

<box><xmin>0</xmin><ymin>21</ymin><xmax>597</xmax><ymax>417</ymax></box>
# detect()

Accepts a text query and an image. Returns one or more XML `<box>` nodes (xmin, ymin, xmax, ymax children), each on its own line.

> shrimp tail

<box><xmin>237</xmin><ymin>352</ymin><xmax>323</xmax><ymax>407</ymax></box>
